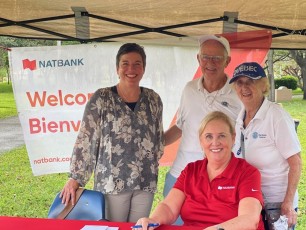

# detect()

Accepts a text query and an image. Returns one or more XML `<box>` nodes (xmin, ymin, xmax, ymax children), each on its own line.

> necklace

<box><xmin>202</xmin><ymin>77</ymin><xmax>225</xmax><ymax>107</ymax></box>
<box><xmin>205</xmin><ymin>89</ymin><xmax>220</xmax><ymax>107</ymax></box>
<box><xmin>117</xmin><ymin>84</ymin><xmax>140</xmax><ymax>102</ymax></box>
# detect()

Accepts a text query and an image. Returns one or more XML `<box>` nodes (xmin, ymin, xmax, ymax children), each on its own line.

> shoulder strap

<box><xmin>56</xmin><ymin>188</ymin><xmax>85</xmax><ymax>219</ymax></box>
<box><xmin>240</xmin><ymin>132</ymin><xmax>245</xmax><ymax>159</ymax></box>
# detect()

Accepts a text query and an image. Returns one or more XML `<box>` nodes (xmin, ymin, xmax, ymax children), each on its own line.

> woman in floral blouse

<box><xmin>60</xmin><ymin>43</ymin><xmax>164</xmax><ymax>222</ymax></box>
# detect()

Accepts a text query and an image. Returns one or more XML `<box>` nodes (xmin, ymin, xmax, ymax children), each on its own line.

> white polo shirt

<box><xmin>232</xmin><ymin>98</ymin><xmax>301</xmax><ymax>207</ymax></box>
<box><xmin>169</xmin><ymin>76</ymin><xmax>241</xmax><ymax>178</ymax></box>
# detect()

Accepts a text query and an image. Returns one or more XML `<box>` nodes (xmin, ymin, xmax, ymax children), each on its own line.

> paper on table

<box><xmin>81</xmin><ymin>225</ymin><xmax>119</xmax><ymax>230</ymax></box>
<box><xmin>81</xmin><ymin>226</ymin><xmax>108</xmax><ymax>230</ymax></box>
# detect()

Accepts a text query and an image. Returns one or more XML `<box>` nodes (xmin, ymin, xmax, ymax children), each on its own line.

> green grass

<box><xmin>281</xmin><ymin>99</ymin><xmax>306</xmax><ymax>228</ymax></box>
<box><xmin>292</xmin><ymin>88</ymin><xmax>304</xmax><ymax>95</ymax></box>
<box><xmin>0</xmin><ymin>82</ymin><xmax>305</xmax><ymax>228</ymax></box>
<box><xmin>0</xmin><ymin>82</ymin><xmax>17</xmax><ymax>119</ymax></box>
<box><xmin>0</xmin><ymin>68</ymin><xmax>7</xmax><ymax>81</ymax></box>
<box><xmin>0</xmin><ymin>145</ymin><xmax>168</xmax><ymax>217</ymax></box>
<box><xmin>0</xmin><ymin>146</ymin><xmax>68</xmax><ymax>216</ymax></box>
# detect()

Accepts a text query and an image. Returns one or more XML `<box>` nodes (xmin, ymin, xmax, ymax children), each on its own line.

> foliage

<box><xmin>292</xmin><ymin>88</ymin><xmax>304</xmax><ymax>95</ymax></box>
<box><xmin>0</xmin><ymin>36</ymin><xmax>56</xmax><ymax>48</ymax></box>
<box><xmin>275</xmin><ymin>75</ymin><xmax>298</xmax><ymax>90</ymax></box>
<box><xmin>272</xmin><ymin>50</ymin><xmax>297</xmax><ymax>77</ymax></box>
<box><xmin>289</xmin><ymin>50</ymin><xmax>306</xmax><ymax>95</ymax></box>
<box><xmin>0</xmin><ymin>68</ymin><xmax>8</xmax><ymax>82</ymax></box>
<box><xmin>0</xmin><ymin>36</ymin><xmax>84</xmax><ymax>70</ymax></box>
<box><xmin>0</xmin><ymin>49</ymin><xmax>8</xmax><ymax>68</ymax></box>
<box><xmin>0</xmin><ymin>51</ymin><xmax>9</xmax><ymax>82</ymax></box>
<box><xmin>0</xmin><ymin>37</ymin><xmax>57</xmax><ymax>81</ymax></box>
<box><xmin>283</xmin><ymin>65</ymin><xmax>302</xmax><ymax>88</ymax></box>
<box><xmin>272</xmin><ymin>50</ymin><xmax>305</xmax><ymax>98</ymax></box>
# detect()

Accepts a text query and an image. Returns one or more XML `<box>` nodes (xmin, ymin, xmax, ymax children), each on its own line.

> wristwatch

<box><xmin>216</xmin><ymin>225</ymin><xmax>224</xmax><ymax>230</ymax></box>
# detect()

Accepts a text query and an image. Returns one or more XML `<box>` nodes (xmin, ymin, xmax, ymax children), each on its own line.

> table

<box><xmin>0</xmin><ymin>216</ymin><xmax>203</xmax><ymax>230</ymax></box>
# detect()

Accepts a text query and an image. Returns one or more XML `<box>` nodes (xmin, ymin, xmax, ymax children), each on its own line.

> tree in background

<box><xmin>0</xmin><ymin>36</ymin><xmax>80</xmax><ymax>71</ymax></box>
<box><xmin>272</xmin><ymin>50</ymin><xmax>305</xmax><ymax>99</ymax></box>
<box><xmin>267</xmin><ymin>50</ymin><xmax>275</xmax><ymax>102</ymax></box>
<box><xmin>282</xmin><ymin>66</ymin><xmax>302</xmax><ymax>88</ymax></box>
<box><xmin>289</xmin><ymin>50</ymin><xmax>306</xmax><ymax>99</ymax></box>
<box><xmin>0</xmin><ymin>37</ymin><xmax>80</xmax><ymax>84</ymax></box>
<box><xmin>0</xmin><ymin>37</ymin><xmax>57</xmax><ymax>82</ymax></box>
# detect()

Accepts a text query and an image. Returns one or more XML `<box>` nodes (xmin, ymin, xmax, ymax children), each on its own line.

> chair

<box><xmin>48</xmin><ymin>188</ymin><xmax>106</xmax><ymax>221</ymax></box>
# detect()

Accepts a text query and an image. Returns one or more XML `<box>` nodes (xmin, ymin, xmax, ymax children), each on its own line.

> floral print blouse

<box><xmin>69</xmin><ymin>86</ymin><xmax>164</xmax><ymax>194</ymax></box>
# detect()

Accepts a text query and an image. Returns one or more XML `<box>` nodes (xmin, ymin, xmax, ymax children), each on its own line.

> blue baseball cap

<box><xmin>229</xmin><ymin>62</ymin><xmax>266</xmax><ymax>84</ymax></box>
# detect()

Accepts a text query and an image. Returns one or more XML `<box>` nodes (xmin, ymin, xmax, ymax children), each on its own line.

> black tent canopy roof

<box><xmin>1</xmin><ymin>1</ymin><xmax>306</xmax><ymax>49</ymax></box>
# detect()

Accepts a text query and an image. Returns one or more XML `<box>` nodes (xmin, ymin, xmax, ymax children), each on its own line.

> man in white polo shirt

<box><xmin>163</xmin><ymin>35</ymin><xmax>241</xmax><ymax>225</ymax></box>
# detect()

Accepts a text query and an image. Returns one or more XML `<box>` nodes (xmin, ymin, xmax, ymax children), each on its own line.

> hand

<box><xmin>132</xmin><ymin>218</ymin><xmax>159</xmax><ymax>230</ymax></box>
<box><xmin>59</xmin><ymin>178</ymin><xmax>79</xmax><ymax>206</ymax></box>
<box><xmin>281</xmin><ymin>201</ymin><xmax>297</xmax><ymax>227</ymax></box>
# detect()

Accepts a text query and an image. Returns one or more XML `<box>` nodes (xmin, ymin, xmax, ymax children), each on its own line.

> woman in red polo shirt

<box><xmin>134</xmin><ymin>111</ymin><xmax>264</xmax><ymax>230</ymax></box>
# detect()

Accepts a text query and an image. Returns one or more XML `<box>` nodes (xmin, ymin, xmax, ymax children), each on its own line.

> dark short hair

<box><xmin>116</xmin><ymin>43</ymin><xmax>146</xmax><ymax>69</ymax></box>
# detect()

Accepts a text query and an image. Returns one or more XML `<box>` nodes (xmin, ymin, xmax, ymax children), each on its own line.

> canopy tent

<box><xmin>5</xmin><ymin>1</ymin><xmax>275</xmax><ymax>171</ymax></box>
<box><xmin>1</xmin><ymin>1</ymin><xmax>306</xmax><ymax>49</ymax></box>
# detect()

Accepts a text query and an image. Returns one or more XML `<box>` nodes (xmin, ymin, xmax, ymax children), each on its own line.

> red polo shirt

<box><xmin>174</xmin><ymin>154</ymin><xmax>264</xmax><ymax>229</ymax></box>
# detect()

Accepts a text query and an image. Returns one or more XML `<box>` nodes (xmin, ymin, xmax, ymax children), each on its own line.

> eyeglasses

<box><xmin>199</xmin><ymin>54</ymin><xmax>225</xmax><ymax>63</ymax></box>
<box><xmin>235</xmin><ymin>78</ymin><xmax>256</xmax><ymax>88</ymax></box>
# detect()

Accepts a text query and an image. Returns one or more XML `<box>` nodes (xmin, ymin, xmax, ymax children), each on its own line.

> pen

<box><xmin>131</xmin><ymin>223</ymin><xmax>160</xmax><ymax>228</ymax></box>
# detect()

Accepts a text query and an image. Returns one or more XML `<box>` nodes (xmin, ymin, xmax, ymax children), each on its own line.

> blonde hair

<box><xmin>198</xmin><ymin>111</ymin><xmax>235</xmax><ymax>137</ymax></box>
<box><xmin>257</xmin><ymin>77</ymin><xmax>270</xmax><ymax>96</ymax></box>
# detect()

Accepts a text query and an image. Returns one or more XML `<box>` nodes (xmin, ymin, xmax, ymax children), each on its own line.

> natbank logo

<box><xmin>23</xmin><ymin>59</ymin><xmax>37</xmax><ymax>70</ymax></box>
<box><xmin>22</xmin><ymin>58</ymin><xmax>84</xmax><ymax>71</ymax></box>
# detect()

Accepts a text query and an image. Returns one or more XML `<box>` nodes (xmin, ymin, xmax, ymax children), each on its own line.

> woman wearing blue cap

<box><xmin>230</xmin><ymin>62</ymin><xmax>302</xmax><ymax>230</ymax></box>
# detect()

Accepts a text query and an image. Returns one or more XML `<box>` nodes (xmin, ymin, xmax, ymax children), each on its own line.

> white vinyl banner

<box><xmin>9</xmin><ymin>43</ymin><xmax>198</xmax><ymax>175</ymax></box>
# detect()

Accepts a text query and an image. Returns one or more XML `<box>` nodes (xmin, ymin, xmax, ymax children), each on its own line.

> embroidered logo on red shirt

<box><xmin>218</xmin><ymin>186</ymin><xmax>235</xmax><ymax>190</ymax></box>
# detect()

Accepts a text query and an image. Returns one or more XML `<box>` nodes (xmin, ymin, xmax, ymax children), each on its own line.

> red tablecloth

<box><xmin>0</xmin><ymin>216</ymin><xmax>203</xmax><ymax>230</ymax></box>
